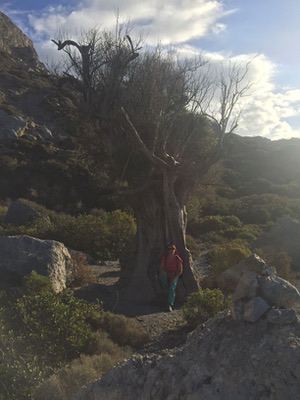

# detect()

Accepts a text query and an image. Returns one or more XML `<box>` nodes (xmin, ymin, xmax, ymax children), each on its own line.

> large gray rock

<box><xmin>74</xmin><ymin>314</ymin><xmax>300</xmax><ymax>400</ymax></box>
<box><xmin>267</xmin><ymin>308</ymin><xmax>298</xmax><ymax>325</ymax></box>
<box><xmin>258</xmin><ymin>275</ymin><xmax>300</xmax><ymax>308</ymax></box>
<box><xmin>230</xmin><ymin>300</ymin><xmax>244</xmax><ymax>321</ymax></box>
<box><xmin>0</xmin><ymin>235</ymin><xmax>73</xmax><ymax>292</ymax></box>
<box><xmin>232</xmin><ymin>270</ymin><xmax>258</xmax><ymax>301</ymax></box>
<box><xmin>243</xmin><ymin>296</ymin><xmax>270</xmax><ymax>322</ymax></box>
<box><xmin>218</xmin><ymin>254</ymin><xmax>269</xmax><ymax>292</ymax></box>
<box><xmin>0</xmin><ymin>109</ymin><xmax>54</xmax><ymax>142</ymax></box>
<box><xmin>0</xmin><ymin>109</ymin><xmax>27</xmax><ymax>140</ymax></box>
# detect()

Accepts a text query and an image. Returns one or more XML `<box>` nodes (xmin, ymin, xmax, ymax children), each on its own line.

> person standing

<box><xmin>160</xmin><ymin>244</ymin><xmax>183</xmax><ymax>311</ymax></box>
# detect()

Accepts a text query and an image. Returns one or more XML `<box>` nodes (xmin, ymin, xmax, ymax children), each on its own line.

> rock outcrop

<box><xmin>221</xmin><ymin>254</ymin><xmax>300</xmax><ymax>323</ymax></box>
<box><xmin>0</xmin><ymin>235</ymin><xmax>73</xmax><ymax>292</ymax></box>
<box><xmin>0</xmin><ymin>11</ymin><xmax>42</xmax><ymax>69</ymax></box>
<box><xmin>73</xmin><ymin>254</ymin><xmax>300</xmax><ymax>399</ymax></box>
<box><xmin>74</xmin><ymin>313</ymin><xmax>300</xmax><ymax>400</ymax></box>
<box><xmin>0</xmin><ymin>11</ymin><xmax>79</xmax><ymax>144</ymax></box>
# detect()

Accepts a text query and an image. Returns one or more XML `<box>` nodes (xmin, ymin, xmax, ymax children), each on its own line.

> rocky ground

<box><xmin>75</xmin><ymin>312</ymin><xmax>300</xmax><ymax>400</ymax></box>
<box><xmin>75</xmin><ymin>261</ymin><xmax>190</xmax><ymax>353</ymax></box>
<box><xmin>72</xmin><ymin>258</ymin><xmax>300</xmax><ymax>400</ymax></box>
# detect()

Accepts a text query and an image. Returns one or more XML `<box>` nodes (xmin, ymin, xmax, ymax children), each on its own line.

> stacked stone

<box><xmin>218</xmin><ymin>254</ymin><xmax>300</xmax><ymax>323</ymax></box>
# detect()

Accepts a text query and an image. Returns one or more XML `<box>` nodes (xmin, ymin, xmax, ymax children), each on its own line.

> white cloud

<box><xmin>171</xmin><ymin>47</ymin><xmax>300</xmax><ymax>139</ymax></box>
<box><xmin>234</xmin><ymin>59</ymin><xmax>300</xmax><ymax>139</ymax></box>
<box><xmin>26</xmin><ymin>0</ymin><xmax>229</xmax><ymax>43</ymax></box>
<box><xmin>3</xmin><ymin>0</ymin><xmax>300</xmax><ymax>140</ymax></box>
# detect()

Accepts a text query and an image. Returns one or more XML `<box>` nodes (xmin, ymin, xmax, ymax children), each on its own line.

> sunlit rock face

<box><xmin>0</xmin><ymin>11</ymin><xmax>42</xmax><ymax>68</ymax></box>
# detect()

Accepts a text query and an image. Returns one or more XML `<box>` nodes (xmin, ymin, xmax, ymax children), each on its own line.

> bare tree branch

<box><xmin>121</xmin><ymin>107</ymin><xmax>170</xmax><ymax>169</ymax></box>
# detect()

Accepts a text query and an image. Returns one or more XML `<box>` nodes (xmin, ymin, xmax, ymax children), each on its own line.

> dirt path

<box><xmin>75</xmin><ymin>262</ymin><xmax>189</xmax><ymax>351</ymax></box>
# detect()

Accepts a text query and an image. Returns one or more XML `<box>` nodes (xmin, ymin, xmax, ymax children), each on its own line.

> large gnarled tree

<box><xmin>52</xmin><ymin>30</ymin><xmax>250</xmax><ymax>304</ymax></box>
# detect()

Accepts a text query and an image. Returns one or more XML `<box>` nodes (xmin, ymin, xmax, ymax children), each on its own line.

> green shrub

<box><xmin>1</xmin><ymin>271</ymin><xmax>147</xmax><ymax>399</ymax></box>
<box><xmin>188</xmin><ymin>215</ymin><xmax>243</xmax><ymax>239</ymax></box>
<box><xmin>8</xmin><ymin>275</ymin><xmax>101</xmax><ymax>365</ymax></box>
<box><xmin>222</xmin><ymin>224</ymin><xmax>261</xmax><ymax>242</ymax></box>
<box><xmin>23</xmin><ymin>271</ymin><xmax>52</xmax><ymax>292</ymax></box>
<box><xmin>183</xmin><ymin>288</ymin><xmax>227</xmax><ymax>327</ymax></box>
<box><xmin>4</xmin><ymin>273</ymin><xmax>147</xmax><ymax>365</ymax></box>
<box><xmin>1</xmin><ymin>202</ymin><xmax>136</xmax><ymax>260</ymax></box>
<box><xmin>221</xmin><ymin>215</ymin><xmax>241</xmax><ymax>226</ymax></box>
<box><xmin>0</xmin><ymin>310</ymin><xmax>46</xmax><ymax>400</ymax></box>
<box><xmin>198</xmin><ymin>215</ymin><xmax>227</xmax><ymax>233</ymax></box>
<box><xmin>208</xmin><ymin>241</ymin><xmax>252</xmax><ymax>276</ymax></box>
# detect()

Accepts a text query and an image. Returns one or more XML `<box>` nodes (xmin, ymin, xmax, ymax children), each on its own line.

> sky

<box><xmin>1</xmin><ymin>0</ymin><xmax>300</xmax><ymax>140</ymax></box>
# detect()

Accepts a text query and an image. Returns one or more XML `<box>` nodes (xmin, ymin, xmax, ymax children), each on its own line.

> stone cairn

<box><xmin>218</xmin><ymin>254</ymin><xmax>300</xmax><ymax>324</ymax></box>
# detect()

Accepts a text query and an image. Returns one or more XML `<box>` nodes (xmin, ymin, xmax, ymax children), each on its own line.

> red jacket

<box><xmin>161</xmin><ymin>254</ymin><xmax>183</xmax><ymax>280</ymax></box>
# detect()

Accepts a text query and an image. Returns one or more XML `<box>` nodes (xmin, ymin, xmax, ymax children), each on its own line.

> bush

<box><xmin>198</xmin><ymin>215</ymin><xmax>227</xmax><ymax>233</ymax></box>
<box><xmin>222</xmin><ymin>224</ymin><xmax>261</xmax><ymax>242</ymax></box>
<box><xmin>1</xmin><ymin>271</ymin><xmax>149</xmax><ymax>399</ymax></box>
<box><xmin>69</xmin><ymin>251</ymin><xmax>97</xmax><ymax>287</ymax></box>
<box><xmin>1</xmin><ymin>202</ymin><xmax>136</xmax><ymax>260</ymax></box>
<box><xmin>4</xmin><ymin>272</ymin><xmax>148</xmax><ymax>364</ymax></box>
<box><xmin>46</xmin><ymin>209</ymin><xmax>136</xmax><ymax>260</ymax></box>
<box><xmin>89</xmin><ymin>312</ymin><xmax>149</xmax><ymax>348</ymax></box>
<box><xmin>0</xmin><ymin>309</ymin><xmax>47</xmax><ymax>400</ymax></box>
<box><xmin>188</xmin><ymin>215</ymin><xmax>243</xmax><ymax>239</ymax></box>
<box><xmin>33</xmin><ymin>350</ymin><xmax>131</xmax><ymax>400</ymax></box>
<box><xmin>208</xmin><ymin>241</ymin><xmax>252</xmax><ymax>276</ymax></box>
<box><xmin>7</xmin><ymin>274</ymin><xmax>101</xmax><ymax>366</ymax></box>
<box><xmin>222</xmin><ymin>215</ymin><xmax>242</xmax><ymax>227</ymax></box>
<box><xmin>183</xmin><ymin>288</ymin><xmax>227</xmax><ymax>327</ymax></box>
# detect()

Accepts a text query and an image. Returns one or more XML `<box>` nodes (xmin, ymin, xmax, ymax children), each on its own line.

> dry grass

<box><xmin>69</xmin><ymin>251</ymin><xmax>97</xmax><ymax>287</ymax></box>
<box><xmin>33</xmin><ymin>349</ymin><xmax>131</xmax><ymax>400</ymax></box>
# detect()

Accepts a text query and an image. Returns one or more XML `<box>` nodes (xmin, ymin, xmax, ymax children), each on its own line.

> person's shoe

<box><xmin>168</xmin><ymin>305</ymin><xmax>173</xmax><ymax>312</ymax></box>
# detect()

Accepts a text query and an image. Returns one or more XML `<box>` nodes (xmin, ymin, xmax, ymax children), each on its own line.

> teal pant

<box><xmin>160</xmin><ymin>272</ymin><xmax>179</xmax><ymax>307</ymax></box>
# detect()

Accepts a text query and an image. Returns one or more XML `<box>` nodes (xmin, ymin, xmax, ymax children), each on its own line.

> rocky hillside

<box><xmin>0</xmin><ymin>11</ymin><xmax>42</xmax><ymax>68</ymax></box>
<box><xmin>75</xmin><ymin>255</ymin><xmax>300</xmax><ymax>400</ymax></box>
<box><xmin>75</xmin><ymin>313</ymin><xmax>300</xmax><ymax>400</ymax></box>
<box><xmin>0</xmin><ymin>11</ymin><xmax>80</xmax><ymax>142</ymax></box>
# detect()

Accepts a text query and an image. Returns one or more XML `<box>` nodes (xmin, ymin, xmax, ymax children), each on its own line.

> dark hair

<box><xmin>167</xmin><ymin>243</ymin><xmax>176</xmax><ymax>250</ymax></box>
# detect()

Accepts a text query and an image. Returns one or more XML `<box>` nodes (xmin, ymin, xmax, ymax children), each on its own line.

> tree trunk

<box><xmin>122</xmin><ymin>171</ymin><xmax>199</xmax><ymax>306</ymax></box>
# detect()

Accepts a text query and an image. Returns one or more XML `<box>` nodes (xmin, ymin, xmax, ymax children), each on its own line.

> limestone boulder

<box><xmin>243</xmin><ymin>296</ymin><xmax>270</xmax><ymax>322</ymax></box>
<box><xmin>258</xmin><ymin>275</ymin><xmax>300</xmax><ymax>308</ymax></box>
<box><xmin>0</xmin><ymin>235</ymin><xmax>73</xmax><ymax>292</ymax></box>
<box><xmin>218</xmin><ymin>254</ymin><xmax>274</xmax><ymax>292</ymax></box>
<box><xmin>230</xmin><ymin>300</ymin><xmax>244</xmax><ymax>321</ymax></box>
<box><xmin>232</xmin><ymin>270</ymin><xmax>258</xmax><ymax>301</ymax></box>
